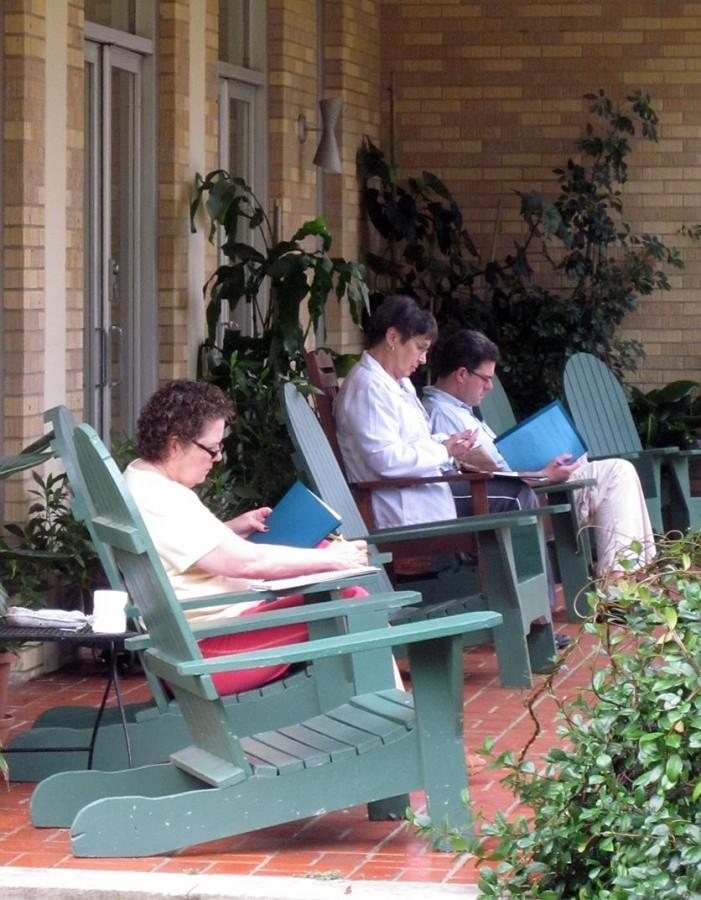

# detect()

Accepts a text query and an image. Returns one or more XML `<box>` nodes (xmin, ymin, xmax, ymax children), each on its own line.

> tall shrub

<box><xmin>358</xmin><ymin>90</ymin><xmax>683</xmax><ymax>416</ymax></box>
<box><xmin>190</xmin><ymin>171</ymin><xmax>369</xmax><ymax>514</ymax></box>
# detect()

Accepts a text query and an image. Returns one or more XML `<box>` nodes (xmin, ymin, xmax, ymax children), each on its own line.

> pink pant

<box><xmin>198</xmin><ymin>586</ymin><xmax>368</xmax><ymax>695</ymax></box>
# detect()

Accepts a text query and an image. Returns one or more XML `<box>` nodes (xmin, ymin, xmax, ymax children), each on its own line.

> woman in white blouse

<box><xmin>334</xmin><ymin>295</ymin><xmax>476</xmax><ymax>529</ymax></box>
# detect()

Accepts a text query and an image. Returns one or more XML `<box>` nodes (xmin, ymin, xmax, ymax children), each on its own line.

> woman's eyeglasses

<box><xmin>192</xmin><ymin>440</ymin><xmax>224</xmax><ymax>460</ymax></box>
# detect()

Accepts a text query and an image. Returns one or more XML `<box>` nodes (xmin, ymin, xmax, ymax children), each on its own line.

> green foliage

<box><xmin>190</xmin><ymin>170</ymin><xmax>369</xmax><ymax>369</ymax></box>
<box><xmin>197</xmin><ymin>346</ymin><xmax>316</xmax><ymax>517</ymax></box>
<box><xmin>0</xmin><ymin>471</ymin><xmax>97</xmax><ymax>610</ymax></box>
<box><xmin>358</xmin><ymin>90</ymin><xmax>683</xmax><ymax>417</ymax></box>
<box><xmin>190</xmin><ymin>171</ymin><xmax>370</xmax><ymax>514</ymax></box>
<box><xmin>629</xmin><ymin>380</ymin><xmax>701</xmax><ymax>449</ymax></box>
<box><xmin>413</xmin><ymin>535</ymin><xmax>701</xmax><ymax>898</ymax></box>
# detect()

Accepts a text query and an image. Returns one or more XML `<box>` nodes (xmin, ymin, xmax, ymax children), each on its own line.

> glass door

<box><xmin>218</xmin><ymin>74</ymin><xmax>265</xmax><ymax>338</ymax></box>
<box><xmin>85</xmin><ymin>41</ymin><xmax>142</xmax><ymax>441</ymax></box>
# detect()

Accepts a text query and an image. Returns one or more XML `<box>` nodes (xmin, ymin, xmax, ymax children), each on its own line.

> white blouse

<box><xmin>334</xmin><ymin>352</ymin><xmax>456</xmax><ymax>529</ymax></box>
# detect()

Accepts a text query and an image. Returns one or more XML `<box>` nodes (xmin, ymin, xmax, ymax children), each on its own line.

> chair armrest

<box><xmin>362</xmin><ymin>504</ymin><xmax>569</xmax><ymax>547</ymax></box>
<box><xmin>147</xmin><ymin>608</ymin><xmax>503</xmax><ymax>676</ymax></box>
<box><xmin>125</xmin><ymin>590</ymin><xmax>420</xmax><ymax>650</ymax></box>
<box><xmin>589</xmin><ymin>448</ymin><xmax>678</xmax><ymax>463</ymax></box>
<box><xmin>350</xmin><ymin>471</ymin><xmax>490</xmax><ymax>492</ymax></box>
<box><xmin>670</xmin><ymin>448</ymin><xmax>701</xmax><ymax>458</ymax></box>
<box><xmin>533</xmin><ymin>477</ymin><xmax>596</xmax><ymax>496</ymax></box>
<box><xmin>172</xmin><ymin>568</ymin><xmax>383</xmax><ymax>613</ymax></box>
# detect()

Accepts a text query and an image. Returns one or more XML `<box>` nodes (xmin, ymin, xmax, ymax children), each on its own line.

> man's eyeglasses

<box><xmin>192</xmin><ymin>440</ymin><xmax>224</xmax><ymax>460</ymax></box>
<box><xmin>467</xmin><ymin>368</ymin><xmax>493</xmax><ymax>386</ymax></box>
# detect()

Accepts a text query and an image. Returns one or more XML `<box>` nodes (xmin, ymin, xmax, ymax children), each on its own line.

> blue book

<box><xmin>249</xmin><ymin>480</ymin><xmax>342</xmax><ymax>547</ymax></box>
<box><xmin>494</xmin><ymin>400</ymin><xmax>588</xmax><ymax>472</ymax></box>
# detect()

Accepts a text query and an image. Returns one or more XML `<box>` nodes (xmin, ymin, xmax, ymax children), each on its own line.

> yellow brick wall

<box><xmin>322</xmin><ymin>0</ymin><xmax>382</xmax><ymax>352</ymax></box>
<box><xmin>205</xmin><ymin>0</ymin><xmax>219</xmax><ymax>281</ymax></box>
<box><xmin>378</xmin><ymin>0</ymin><xmax>701</xmax><ymax>389</ymax></box>
<box><xmin>2</xmin><ymin>0</ymin><xmax>46</xmax><ymax>519</ymax></box>
<box><xmin>158</xmin><ymin>0</ymin><xmax>192</xmax><ymax>381</ymax></box>
<box><xmin>268</xmin><ymin>0</ymin><xmax>319</xmax><ymax>236</ymax></box>
<box><xmin>65</xmin><ymin>0</ymin><xmax>85</xmax><ymax>414</ymax></box>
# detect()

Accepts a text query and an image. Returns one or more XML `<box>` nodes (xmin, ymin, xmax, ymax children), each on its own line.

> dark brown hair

<box><xmin>136</xmin><ymin>380</ymin><xmax>234</xmax><ymax>462</ymax></box>
<box><xmin>365</xmin><ymin>295</ymin><xmax>438</xmax><ymax>348</ymax></box>
<box><xmin>432</xmin><ymin>329</ymin><xmax>500</xmax><ymax>378</ymax></box>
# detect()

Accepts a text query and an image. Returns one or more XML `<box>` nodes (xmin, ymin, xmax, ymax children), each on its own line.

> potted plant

<box><xmin>189</xmin><ymin>171</ymin><xmax>370</xmax><ymax>514</ymax></box>
<box><xmin>0</xmin><ymin>434</ymin><xmax>55</xmax><ymax>744</ymax></box>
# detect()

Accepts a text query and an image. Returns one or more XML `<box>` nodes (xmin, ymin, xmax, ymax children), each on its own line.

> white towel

<box><xmin>5</xmin><ymin>606</ymin><xmax>89</xmax><ymax>631</ymax></box>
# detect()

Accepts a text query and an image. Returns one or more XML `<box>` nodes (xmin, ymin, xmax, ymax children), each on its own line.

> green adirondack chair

<box><xmin>30</xmin><ymin>422</ymin><xmax>502</xmax><ymax>857</ymax></box>
<box><xmin>478</xmin><ymin>375</ymin><xmax>595</xmax><ymax>622</ymax></box>
<box><xmin>563</xmin><ymin>352</ymin><xmax>701</xmax><ymax>533</ymax></box>
<box><xmin>8</xmin><ymin>407</ymin><xmax>391</xmax><ymax>780</ymax></box>
<box><xmin>282</xmin><ymin>382</ymin><xmax>567</xmax><ymax>689</ymax></box>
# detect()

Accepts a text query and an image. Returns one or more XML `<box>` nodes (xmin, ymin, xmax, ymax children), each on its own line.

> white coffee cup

<box><xmin>92</xmin><ymin>589</ymin><xmax>129</xmax><ymax>634</ymax></box>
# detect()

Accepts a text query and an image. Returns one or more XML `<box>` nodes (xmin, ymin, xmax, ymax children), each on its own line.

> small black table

<box><xmin>0</xmin><ymin>624</ymin><xmax>138</xmax><ymax>768</ymax></box>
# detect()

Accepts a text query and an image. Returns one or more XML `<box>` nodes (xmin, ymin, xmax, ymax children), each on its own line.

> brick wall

<box><xmin>268</xmin><ymin>0</ymin><xmax>319</xmax><ymax>236</ymax></box>
<box><xmin>378</xmin><ymin>0</ymin><xmax>701</xmax><ymax>389</ymax></box>
<box><xmin>158</xmin><ymin>0</ymin><xmax>192</xmax><ymax>381</ymax></box>
<box><xmin>2</xmin><ymin>0</ymin><xmax>46</xmax><ymax>519</ymax></box>
<box><xmin>65</xmin><ymin>0</ymin><xmax>85</xmax><ymax>414</ymax></box>
<box><xmin>322</xmin><ymin>0</ymin><xmax>382</xmax><ymax>352</ymax></box>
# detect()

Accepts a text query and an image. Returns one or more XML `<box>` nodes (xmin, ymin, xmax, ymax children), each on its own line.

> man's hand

<box><xmin>540</xmin><ymin>454</ymin><xmax>582</xmax><ymax>483</ymax></box>
<box><xmin>444</xmin><ymin>430</ymin><xmax>477</xmax><ymax>462</ymax></box>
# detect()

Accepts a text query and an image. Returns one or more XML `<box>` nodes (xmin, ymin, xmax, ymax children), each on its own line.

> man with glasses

<box><xmin>423</xmin><ymin>330</ymin><xmax>655</xmax><ymax>578</ymax></box>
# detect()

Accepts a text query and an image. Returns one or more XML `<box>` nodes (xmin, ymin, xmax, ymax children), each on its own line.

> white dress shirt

<box><xmin>422</xmin><ymin>385</ymin><xmax>510</xmax><ymax>469</ymax></box>
<box><xmin>334</xmin><ymin>352</ymin><xmax>456</xmax><ymax>528</ymax></box>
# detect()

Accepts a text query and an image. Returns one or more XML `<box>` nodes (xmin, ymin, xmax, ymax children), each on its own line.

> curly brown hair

<box><xmin>136</xmin><ymin>380</ymin><xmax>234</xmax><ymax>462</ymax></box>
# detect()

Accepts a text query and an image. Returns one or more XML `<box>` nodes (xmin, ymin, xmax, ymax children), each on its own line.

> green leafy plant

<box><xmin>358</xmin><ymin>90</ymin><xmax>684</xmax><ymax>417</ymax></box>
<box><xmin>629</xmin><ymin>380</ymin><xmax>701</xmax><ymax>449</ymax></box>
<box><xmin>0</xmin><ymin>471</ymin><xmax>98</xmax><ymax>611</ymax></box>
<box><xmin>196</xmin><ymin>350</ymin><xmax>315</xmax><ymax>518</ymax></box>
<box><xmin>412</xmin><ymin>536</ymin><xmax>701</xmax><ymax>898</ymax></box>
<box><xmin>190</xmin><ymin>170</ymin><xmax>369</xmax><ymax>369</ymax></box>
<box><xmin>190</xmin><ymin>171</ymin><xmax>370</xmax><ymax>513</ymax></box>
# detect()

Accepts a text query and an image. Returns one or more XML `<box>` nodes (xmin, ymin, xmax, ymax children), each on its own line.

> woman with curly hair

<box><xmin>125</xmin><ymin>379</ymin><xmax>369</xmax><ymax>695</ymax></box>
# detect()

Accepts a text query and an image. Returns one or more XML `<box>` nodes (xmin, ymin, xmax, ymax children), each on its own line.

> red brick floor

<box><xmin>0</xmin><ymin>607</ymin><xmax>600</xmax><ymax>885</ymax></box>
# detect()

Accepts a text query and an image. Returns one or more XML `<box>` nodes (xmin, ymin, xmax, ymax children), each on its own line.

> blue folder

<box><xmin>249</xmin><ymin>480</ymin><xmax>342</xmax><ymax>547</ymax></box>
<box><xmin>494</xmin><ymin>400</ymin><xmax>588</xmax><ymax>472</ymax></box>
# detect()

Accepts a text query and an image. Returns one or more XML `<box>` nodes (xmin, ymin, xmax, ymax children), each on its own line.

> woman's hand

<box><xmin>540</xmin><ymin>454</ymin><xmax>582</xmax><ymax>483</ymax></box>
<box><xmin>226</xmin><ymin>507</ymin><xmax>272</xmax><ymax>537</ymax></box>
<box><xmin>320</xmin><ymin>538</ymin><xmax>369</xmax><ymax>570</ymax></box>
<box><xmin>444</xmin><ymin>430</ymin><xmax>477</xmax><ymax>462</ymax></box>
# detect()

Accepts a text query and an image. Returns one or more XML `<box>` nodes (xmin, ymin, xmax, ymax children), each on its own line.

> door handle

<box><xmin>109</xmin><ymin>324</ymin><xmax>124</xmax><ymax>388</ymax></box>
<box><xmin>97</xmin><ymin>328</ymin><xmax>108</xmax><ymax>388</ymax></box>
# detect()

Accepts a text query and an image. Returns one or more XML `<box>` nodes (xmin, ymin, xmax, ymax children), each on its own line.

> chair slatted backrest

<box><xmin>45</xmin><ymin>406</ymin><xmax>124</xmax><ymax>590</ymax></box>
<box><xmin>304</xmin><ymin>349</ymin><xmax>346</xmax><ymax>473</ymax></box>
<box><xmin>282</xmin><ymin>382</ymin><xmax>395</xmax><ymax>594</ymax></box>
<box><xmin>476</xmin><ymin>374</ymin><xmax>517</xmax><ymax>435</ymax></box>
<box><xmin>563</xmin><ymin>352</ymin><xmax>643</xmax><ymax>458</ymax></box>
<box><xmin>73</xmin><ymin>423</ymin><xmax>248</xmax><ymax>775</ymax></box>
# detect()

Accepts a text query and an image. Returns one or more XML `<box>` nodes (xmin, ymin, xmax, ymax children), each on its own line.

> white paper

<box><xmin>249</xmin><ymin>565</ymin><xmax>380</xmax><ymax>592</ymax></box>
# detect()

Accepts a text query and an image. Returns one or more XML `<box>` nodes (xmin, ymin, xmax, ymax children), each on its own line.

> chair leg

<box><xmin>408</xmin><ymin>634</ymin><xmax>472</xmax><ymax>837</ymax></box>
<box><xmin>367</xmin><ymin>794</ymin><xmax>411</xmax><ymax>820</ymax></box>
<box><xmin>525</xmin><ymin>621</ymin><xmax>557</xmax><ymax>674</ymax></box>
<box><xmin>550</xmin><ymin>512</ymin><xmax>593</xmax><ymax>623</ymax></box>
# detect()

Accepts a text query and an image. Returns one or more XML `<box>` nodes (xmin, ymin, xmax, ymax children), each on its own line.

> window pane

<box><xmin>85</xmin><ymin>0</ymin><xmax>138</xmax><ymax>33</ymax></box>
<box><xmin>219</xmin><ymin>0</ymin><xmax>249</xmax><ymax>66</ymax></box>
